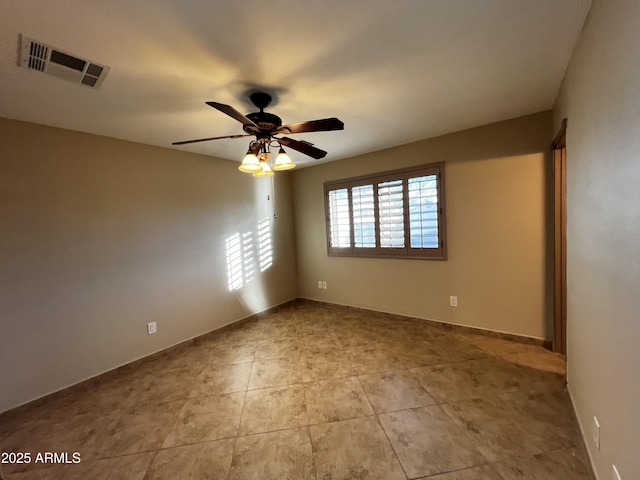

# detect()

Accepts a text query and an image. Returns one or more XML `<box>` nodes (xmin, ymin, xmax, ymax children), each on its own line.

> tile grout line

<box><xmin>295</xmin><ymin>303</ymin><xmax>320</xmax><ymax>480</ymax></box>
<box><xmin>226</xmin><ymin>361</ymin><xmax>252</xmax><ymax>480</ymax></box>
<box><xmin>355</xmin><ymin>374</ymin><xmax>410</xmax><ymax>480</ymax></box>
<box><xmin>301</xmin><ymin>382</ymin><xmax>319</xmax><ymax>480</ymax></box>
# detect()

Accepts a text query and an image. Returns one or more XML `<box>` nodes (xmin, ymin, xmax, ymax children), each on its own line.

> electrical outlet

<box><xmin>593</xmin><ymin>416</ymin><xmax>600</xmax><ymax>450</ymax></box>
<box><xmin>612</xmin><ymin>465</ymin><xmax>621</xmax><ymax>480</ymax></box>
<box><xmin>449</xmin><ymin>296</ymin><xmax>458</xmax><ymax>307</ymax></box>
<box><xmin>318</xmin><ymin>280</ymin><xmax>323</xmax><ymax>289</ymax></box>
<box><xmin>322</xmin><ymin>281</ymin><xmax>327</xmax><ymax>289</ymax></box>
<box><xmin>147</xmin><ymin>321</ymin><xmax>157</xmax><ymax>335</ymax></box>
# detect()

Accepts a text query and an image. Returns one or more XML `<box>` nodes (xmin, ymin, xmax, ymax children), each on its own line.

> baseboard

<box><xmin>565</xmin><ymin>385</ymin><xmax>599</xmax><ymax>480</ymax></box>
<box><xmin>297</xmin><ymin>297</ymin><xmax>550</xmax><ymax>348</ymax></box>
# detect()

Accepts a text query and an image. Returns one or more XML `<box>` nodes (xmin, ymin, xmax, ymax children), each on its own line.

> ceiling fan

<box><xmin>173</xmin><ymin>92</ymin><xmax>344</xmax><ymax>176</ymax></box>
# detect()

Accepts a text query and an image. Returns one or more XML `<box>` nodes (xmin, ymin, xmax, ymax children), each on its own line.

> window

<box><xmin>324</xmin><ymin>162</ymin><xmax>446</xmax><ymax>259</ymax></box>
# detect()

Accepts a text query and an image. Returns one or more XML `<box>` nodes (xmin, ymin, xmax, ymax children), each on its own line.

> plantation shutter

<box><xmin>327</xmin><ymin>187</ymin><xmax>351</xmax><ymax>250</ymax></box>
<box><xmin>324</xmin><ymin>162</ymin><xmax>446</xmax><ymax>259</ymax></box>
<box><xmin>377</xmin><ymin>179</ymin><xmax>405</xmax><ymax>249</ymax></box>
<box><xmin>408</xmin><ymin>174</ymin><xmax>439</xmax><ymax>248</ymax></box>
<box><xmin>352</xmin><ymin>184</ymin><xmax>376</xmax><ymax>248</ymax></box>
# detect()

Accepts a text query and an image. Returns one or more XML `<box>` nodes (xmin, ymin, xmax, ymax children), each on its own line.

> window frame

<box><xmin>324</xmin><ymin>162</ymin><xmax>447</xmax><ymax>260</ymax></box>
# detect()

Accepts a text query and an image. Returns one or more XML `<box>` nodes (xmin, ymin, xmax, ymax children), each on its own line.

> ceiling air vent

<box><xmin>19</xmin><ymin>35</ymin><xmax>110</xmax><ymax>88</ymax></box>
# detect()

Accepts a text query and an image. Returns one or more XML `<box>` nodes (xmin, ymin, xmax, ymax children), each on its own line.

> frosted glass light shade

<box><xmin>273</xmin><ymin>147</ymin><xmax>296</xmax><ymax>171</ymax></box>
<box><xmin>238</xmin><ymin>151</ymin><xmax>261</xmax><ymax>173</ymax></box>
<box><xmin>253</xmin><ymin>159</ymin><xmax>274</xmax><ymax>177</ymax></box>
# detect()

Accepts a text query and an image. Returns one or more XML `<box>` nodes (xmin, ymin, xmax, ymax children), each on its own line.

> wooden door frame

<box><xmin>552</xmin><ymin>119</ymin><xmax>567</xmax><ymax>355</ymax></box>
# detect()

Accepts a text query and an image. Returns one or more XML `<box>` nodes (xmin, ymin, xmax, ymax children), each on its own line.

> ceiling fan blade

<box><xmin>277</xmin><ymin>117</ymin><xmax>344</xmax><ymax>134</ymax></box>
<box><xmin>206</xmin><ymin>102</ymin><xmax>259</xmax><ymax>128</ymax></box>
<box><xmin>172</xmin><ymin>134</ymin><xmax>252</xmax><ymax>146</ymax></box>
<box><xmin>278</xmin><ymin>137</ymin><xmax>328</xmax><ymax>159</ymax></box>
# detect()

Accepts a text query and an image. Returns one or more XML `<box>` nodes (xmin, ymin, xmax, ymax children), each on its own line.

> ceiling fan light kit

<box><xmin>173</xmin><ymin>92</ymin><xmax>344</xmax><ymax>177</ymax></box>
<box><xmin>238</xmin><ymin>140</ymin><xmax>295</xmax><ymax>176</ymax></box>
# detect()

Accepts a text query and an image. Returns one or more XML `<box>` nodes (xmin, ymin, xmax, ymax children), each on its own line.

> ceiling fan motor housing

<box><xmin>244</xmin><ymin>111</ymin><xmax>282</xmax><ymax>135</ymax></box>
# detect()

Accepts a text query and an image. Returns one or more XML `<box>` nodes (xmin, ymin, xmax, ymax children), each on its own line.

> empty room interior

<box><xmin>1</xmin><ymin>1</ymin><xmax>638</xmax><ymax>479</ymax></box>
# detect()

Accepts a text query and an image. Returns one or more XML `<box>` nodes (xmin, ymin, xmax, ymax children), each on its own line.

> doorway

<box><xmin>552</xmin><ymin>119</ymin><xmax>567</xmax><ymax>354</ymax></box>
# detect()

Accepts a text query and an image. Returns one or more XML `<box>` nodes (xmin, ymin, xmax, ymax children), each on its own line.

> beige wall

<box><xmin>553</xmin><ymin>1</ymin><xmax>640</xmax><ymax>478</ymax></box>
<box><xmin>0</xmin><ymin>118</ymin><xmax>297</xmax><ymax>413</ymax></box>
<box><xmin>293</xmin><ymin>112</ymin><xmax>552</xmax><ymax>340</ymax></box>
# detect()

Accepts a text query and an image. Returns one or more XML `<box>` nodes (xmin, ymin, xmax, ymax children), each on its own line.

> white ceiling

<box><xmin>0</xmin><ymin>1</ymin><xmax>590</xmax><ymax>167</ymax></box>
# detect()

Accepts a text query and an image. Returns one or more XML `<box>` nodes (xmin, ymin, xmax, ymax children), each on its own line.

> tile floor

<box><xmin>0</xmin><ymin>301</ymin><xmax>593</xmax><ymax>479</ymax></box>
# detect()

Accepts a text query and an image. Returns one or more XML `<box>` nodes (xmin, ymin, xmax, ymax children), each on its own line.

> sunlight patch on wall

<box><xmin>242</xmin><ymin>231</ymin><xmax>256</xmax><ymax>284</ymax></box>
<box><xmin>225</xmin><ymin>217</ymin><xmax>272</xmax><ymax>292</ymax></box>
<box><xmin>258</xmin><ymin>217</ymin><xmax>273</xmax><ymax>272</ymax></box>
<box><xmin>225</xmin><ymin>233</ymin><xmax>243</xmax><ymax>291</ymax></box>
